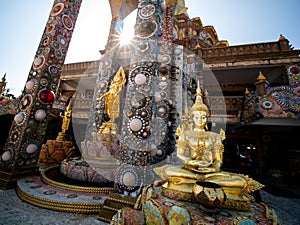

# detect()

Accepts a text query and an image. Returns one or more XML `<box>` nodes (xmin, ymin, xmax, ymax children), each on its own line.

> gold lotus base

<box><xmin>161</xmin><ymin>183</ymin><xmax>251</xmax><ymax>210</ymax></box>
<box><xmin>16</xmin><ymin>186</ymin><xmax>102</xmax><ymax>214</ymax></box>
<box><xmin>41</xmin><ymin>165</ymin><xmax>113</xmax><ymax>194</ymax></box>
<box><xmin>162</xmin><ymin>183</ymin><xmax>195</xmax><ymax>201</ymax></box>
<box><xmin>16</xmin><ymin>166</ymin><xmax>114</xmax><ymax>214</ymax></box>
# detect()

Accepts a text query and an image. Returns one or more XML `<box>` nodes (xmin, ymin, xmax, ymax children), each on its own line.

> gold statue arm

<box><xmin>98</xmin><ymin>91</ymin><xmax>108</xmax><ymax>101</ymax></box>
<box><xmin>176</xmin><ymin>127</ymin><xmax>190</xmax><ymax>163</ymax></box>
<box><xmin>212</xmin><ymin>146</ymin><xmax>223</xmax><ymax>171</ymax></box>
<box><xmin>211</xmin><ymin>130</ymin><xmax>225</xmax><ymax>171</ymax></box>
<box><xmin>97</xmin><ymin>90</ymin><xmax>112</xmax><ymax>117</ymax></box>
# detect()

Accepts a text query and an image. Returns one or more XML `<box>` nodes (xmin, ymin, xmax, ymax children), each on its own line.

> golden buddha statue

<box><xmin>97</xmin><ymin>66</ymin><xmax>126</xmax><ymax>134</ymax></box>
<box><xmin>176</xmin><ymin>84</ymin><xmax>225</xmax><ymax>173</ymax></box>
<box><xmin>154</xmin><ymin>83</ymin><xmax>264</xmax><ymax>210</ymax></box>
<box><xmin>56</xmin><ymin>99</ymin><xmax>72</xmax><ymax>141</ymax></box>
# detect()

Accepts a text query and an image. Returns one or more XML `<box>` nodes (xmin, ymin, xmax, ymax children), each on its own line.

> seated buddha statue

<box><xmin>175</xmin><ymin>89</ymin><xmax>225</xmax><ymax>174</ymax></box>
<box><xmin>154</xmin><ymin>83</ymin><xmax>264</xmax><ymax>210</ymax></box>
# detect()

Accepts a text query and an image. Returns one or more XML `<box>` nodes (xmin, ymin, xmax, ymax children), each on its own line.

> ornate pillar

<box><xmin>0</xmin><ymin>0</ymin><xmax>82</xmax><ymax>189</ymax></box>
<box><xmin>112</xmin><ymin>0</ymin><xmax>179</xmax><ymax>195</ymax></box>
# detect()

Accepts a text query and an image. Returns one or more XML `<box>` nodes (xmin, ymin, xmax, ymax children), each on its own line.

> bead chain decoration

<box><xmin>154</xmin><ymin>5</ymin><xmax>178</xmax><ymax>164</ymax></box>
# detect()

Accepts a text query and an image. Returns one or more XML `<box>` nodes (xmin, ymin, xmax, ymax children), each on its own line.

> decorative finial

<box><xmin>174</xmin><ymin>0</ymin><xmax>188</xmax><ymax>15</ymax></box>
<box><xmin>196</xmin><ymin>80</ymin><xmax>202</xmax><ymax>100</ymax></box>
<box><xmin>190</xmin><ymin>80</ymin><xmax>209</xmax><ymax>115</ymax></box>
<box><xmin>204</xmin><ymin>89</ymin><xmax>208</xmax><ymax>97</ymax></box>
<box><xmin>279</xmin><ymin>34</ymin><xmax>286</xmax><ymax>41</ymax></box>
<box><xmin>257</xmin><ymin>71</ymin><xmax>266</xmax><ymax>81</ymax></box>
<box><xmin>193</xmin><ymin>41</ymin><xmax>201</xmax><ymax>50</ymax></box>
<box><xmin>244</xmin><ymin>87</ymin><xmax>249</xmax><ymax>95</ymax></box>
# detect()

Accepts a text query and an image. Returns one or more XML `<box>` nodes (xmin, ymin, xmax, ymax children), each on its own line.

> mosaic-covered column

<box><xmin>113</xmin><ymin>0</ymin><xmax>179</xmax><ymax>195</ymax></box>
<box><xmin>0</xmin><ymin>0</ymin><xmax>82</xmax><ymax>189</ymax></box>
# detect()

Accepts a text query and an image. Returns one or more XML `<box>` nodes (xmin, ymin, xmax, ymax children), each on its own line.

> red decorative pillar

<box><xmin>0</xmin><ymin>0</ymin><xmax>82</xmax><ymax>189</ymax></box>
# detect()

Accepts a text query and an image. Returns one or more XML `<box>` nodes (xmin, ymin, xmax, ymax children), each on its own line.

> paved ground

<box><xmin>0</xmin><ymin>188</ymin><xmax>299</xmax><ymax>225</ymax></box>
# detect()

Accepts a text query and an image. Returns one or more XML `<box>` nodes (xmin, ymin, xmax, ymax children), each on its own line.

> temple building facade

<box><xmin>54</xmin><ymin>13</ymin><xmax>300</xmax><ymax>186</ymax></box>
<box><xmin>0</xmin><ymin>1</ymin><xmax>299</xmax><ymax>223</ymax></box>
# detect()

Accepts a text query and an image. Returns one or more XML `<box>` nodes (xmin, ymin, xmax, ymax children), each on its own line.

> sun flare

<box><xmin>119</xmin><ymin>13</ymin><xmax>135</xmax><ymax>46</ymax></box>
<box><xmin>119</xmin><ymin>28</ymin><xmax>134</xmax><ymax>46</ymax></box>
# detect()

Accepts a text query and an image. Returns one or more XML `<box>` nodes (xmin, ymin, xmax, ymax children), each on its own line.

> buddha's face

<box><xmin>192</xmin><ymin>111</ymin><xmax>207</xmax><ymax>128</ymax></box>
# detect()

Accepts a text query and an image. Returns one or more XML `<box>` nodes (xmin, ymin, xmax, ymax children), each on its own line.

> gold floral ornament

<box><xmin>97</xmin><ymin>66</ymin><xmax>126</xmax><ymax>134</ymax></box>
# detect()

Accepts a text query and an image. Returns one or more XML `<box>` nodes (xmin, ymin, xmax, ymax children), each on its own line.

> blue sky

<box><xmin>0</xmin><ymin>0</ymin><xmax>299</xmax><ymax>96</ymax></box>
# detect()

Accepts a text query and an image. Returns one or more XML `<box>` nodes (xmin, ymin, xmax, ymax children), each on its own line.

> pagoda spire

<box><xmin>255</xmin><ymin>71</ymin><xmax>269</xmax><ymax>96</ymax></box>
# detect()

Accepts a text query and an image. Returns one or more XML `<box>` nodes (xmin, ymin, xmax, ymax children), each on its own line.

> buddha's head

<box><xmin>191</xmin><ymin>110</ymin><xmax>207</xmax><ymax>128</ymax></box>
<box><xmin>190</xmin><ymin>82</ymin><xmax>209</xmax><ymax>128</ymax></box>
